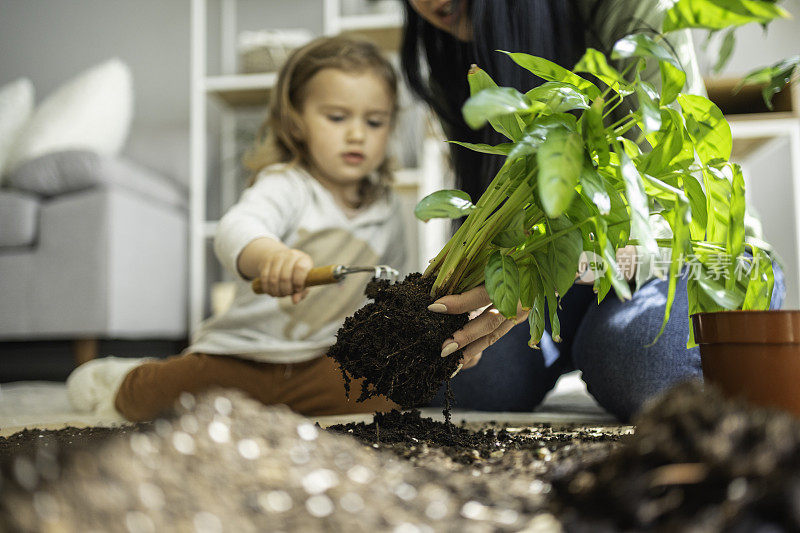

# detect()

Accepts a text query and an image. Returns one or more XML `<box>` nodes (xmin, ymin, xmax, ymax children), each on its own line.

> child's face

<box><xmin>298</xmin><ymin>68</ymin><xmax>394</xmax><ymax>200</ymax></box>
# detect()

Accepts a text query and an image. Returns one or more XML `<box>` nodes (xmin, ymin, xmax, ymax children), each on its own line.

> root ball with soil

<box><xmin>328</xmin><ymin>273</ymin><xmax>468</xmax><ymax>409</ymax></box>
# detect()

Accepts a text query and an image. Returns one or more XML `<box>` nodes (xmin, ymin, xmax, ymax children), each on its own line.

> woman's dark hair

<box><xmin>401</xmin><ymin>0</ymin><xmax>596</xmax><ymax>203</ymax></box>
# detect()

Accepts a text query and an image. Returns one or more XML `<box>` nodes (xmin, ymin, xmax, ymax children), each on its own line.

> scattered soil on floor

<box><xmin>0</xmin><ymin>425</ymin><xmax>148</xmax><ymax>467</ymax></box>
<box><xmin>328</xmin><ymin>273</ymin><xmax>469</xmax><ymax>409</ymax></box>
<box><xmin>4</xmin><ymin>382</ymin><xmax>800</xmax><ymax>531</ymax></box>
<box><xmin>328</xmin><ymin>409</ymin><xmax>627</xmax><ymax>474</ymax></box>
<box><xmin>0</xmin><ymin>391</ymin><xmax>592</xmax><ymax>532</ymax></box>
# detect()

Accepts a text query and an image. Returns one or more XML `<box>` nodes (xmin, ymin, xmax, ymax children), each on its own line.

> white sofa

<box><xmin>0</xmin><ymin>150</ymin><xmax>188</xmax><ymax>356</ymax></box>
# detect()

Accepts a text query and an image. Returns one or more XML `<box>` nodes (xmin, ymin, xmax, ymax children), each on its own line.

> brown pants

<box><xmin>114</xmin><ymin>353</ymin><xmax>396</xmax><ymax>422</ymax></box>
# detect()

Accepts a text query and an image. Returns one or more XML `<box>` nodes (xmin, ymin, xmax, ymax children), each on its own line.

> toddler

<box><xmin>68</xmin><ymin>35</ymin><xmax>405</xmax><ymax>421</ymax></box>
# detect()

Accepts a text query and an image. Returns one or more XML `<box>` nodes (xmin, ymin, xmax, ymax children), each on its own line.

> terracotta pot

<box><xmin>692</xmin><ymin>310</ymin><xmax>800</xmax><ymax>416</ymax></box>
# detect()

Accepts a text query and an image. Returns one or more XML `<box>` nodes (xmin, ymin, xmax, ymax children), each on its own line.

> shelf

<box><xmin>205</xmin><ymin>73</ymin><xmax>277</xmax><ymax>107</ymax></box>
<box><xmin>334</xmin><ymin>12</ymin><xmax>403</xmax><ymax>51</ymax></box>
<box><xmin>338</xmin><ymin>12</ymin><xmax>402</xmax><ymax>31</ymax></box>
<box><xmin>393</xmin><ymin>167</ymin><xmax>420</xmax><ymax>191</ymax></box>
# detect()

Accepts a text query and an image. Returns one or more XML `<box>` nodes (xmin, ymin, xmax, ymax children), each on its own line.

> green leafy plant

<box><xmin>414</xmin><ymin>0</ymin><xmax>790</xmax><ymax>348</ymax></box>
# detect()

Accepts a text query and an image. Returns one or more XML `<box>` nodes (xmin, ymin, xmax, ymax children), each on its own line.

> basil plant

<box><xmin>414</xmin><ymin>0</ymin><xmax>791</xmax><ymax>347</ymax></box>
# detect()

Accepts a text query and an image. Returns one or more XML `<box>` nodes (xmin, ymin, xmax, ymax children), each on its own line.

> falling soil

<box><xmin>328</xmin><ymin>273</ymin><xmax>469</xmax><ymax>409</ymax></box>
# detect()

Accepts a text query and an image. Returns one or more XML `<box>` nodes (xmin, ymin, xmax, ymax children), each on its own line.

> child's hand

<box><xmin>257</xmin><ymin>249</ymin><xmax>314</xmax><ymax>304</ymax></box>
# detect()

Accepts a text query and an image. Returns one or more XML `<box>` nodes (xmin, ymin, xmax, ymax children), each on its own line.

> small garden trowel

<box><xmin>251</xmin><ymin>264</ymin><xmax>399</xmax><ymax>294</ymax></box>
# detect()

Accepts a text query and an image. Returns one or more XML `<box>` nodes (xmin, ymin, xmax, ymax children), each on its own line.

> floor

<box><xmin>0</xmin><ymin>370</ymin><xmax>617</xmax><ymax>438</ymax></box>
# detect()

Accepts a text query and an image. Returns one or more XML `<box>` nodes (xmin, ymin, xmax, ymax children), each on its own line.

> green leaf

<box><xmin>467</xmin><ymin>66</ymin><xmax>524</xmax><ymax>140</ymax></box>
<box><xmin>532</xmin><ymin>253</ymin><xmax>562</xmax><ymax>342</ymax></box>
<box><xmin>738</xmin><ymin>56</ymin><xmax>800</xmax><ymax>110</ymax></box>
<box><xmin>449</xmin><ymin>141</ymin><xmax>514</xmax><ymax>156</ymax></box>
<box><xmin>683</xmin><ymin>174</ymin><xmax>708</xmax><ymax>240</ymax></box>
<box><xmin>593</xmin><ymin>218</ymin><xmax>632</xmax><ymax>301</ymax></box>
<box><xmin>574</xmin><ymin>48</ymin><xmax>634</xmax><ymax>95</ymax></box>
<box><xmin>414</xmin><ymin>190</ymin><xmax>475</xmax><ymax>222</ymax></box>
<box><xmin>492</xmin><ymin>210</ymin><xmax>527</xmax><ymax>248</ymax></box>
<box><xmin>462</xmin><ymin>87</ymin><xmax>531</xmax><ymax>130</ymax></box>
<box><xmin>704</xmin><ymin>166</ymin><xmax>732</xmax><ymax>243</ymax></box>
<box><xmin>660</xmin><ymin>60</ymin><xmax>687</xmax><ymax>105</ymax></box>
<box><xmin>618</xmin><ymin>149</ymin><xmax>659</xmax><ymax>254</ymax></box>
<box><xmin>526</xmin><ymin>266</ymin><xmax>547</xmax><ymax>347</ymax></box>
<box><xmin>619</xmin><ymin>137</ymin><xmax>642</xmax><ymax>159</ymax></box>
<box><xmin>518</xmin><ymin>257</ymin><xmax>536</xmax><ymax>310</ymax></box>
<box><xmin>580</xmin><ymin>97</ymin><xmax>610</xmax><ymax>167</ymax></box>
<box><xmin>713</xmin><ymin>28</ymin><xmax>737</xmax><ymax>73</ymax></box>
<box><xmin>499</xmin><ymin>51</ymin><xmax>601</xmax><ymax>99</ymax></box>
<box><xmin>640</xmin><ymin>109</ymin><xmax>685</xmax><ymax>175</ymax></box>
<box><xmin>636</xmin><ymin>79</ymin><xmax>662</xmax><ymax>134</ymax></box>
<box><xmin>726</xmin><ymin>163</ymin><xmax>746</xmax><ymax>289</ymax></box>
<box><xmin>696</xmin><ymin>268</ymin><xmax>745</xmax><ymax>309</ymax></box>
<box><xmin>579</xmin><ymin>164</ymin><xmax>611</xmax><ymax>215</ymax></box>
<box><xmin>525</xmin><ymin>81</ymin><xmax>591</xmax><ymax>114</ymax></box>
<box><xmin>485</xmin><ymin>251</ymin><xmax>520</xmax><ymax>318</ymax></box>
<box><xmin>508</xmin><ymin>115</ymin><xmax>576</xmax><ymax>160</ymax></box>
<box><xmin>603</xmin><ymin>185</ymin><xmax>632</xmax><ymax>249</ymax></box>
<box><xmin>663</xmin><ymin>0</ymin><xmax>790</xmax><ymax>32</ymax></box>
<box><xmin>611</xmin><ymin>33</ymin><xmax>680</xmax><ymax>68</ymax></box>
<box><xmin>546</xmin><ymin>216</ymin><xmax>584</xmax><ymax>297</ymax></box>
<box><xmin>678</xmin><ymin>94</ymin><xmax>732</xmax><ymax>164</ymax></box>
<box><xmin>537</xmin><ymin>128</ymin><xmax>584</xmax><ymax>218</ymax></box>
<box><xmin>653</xmin><ymin>200</ymin><xmax>691</xmax><ymax>343</ymax></box>
<box><xmin>742</xmin><ymin>247</ymin><xmax>774</xmax><ymax>310</ymax></box>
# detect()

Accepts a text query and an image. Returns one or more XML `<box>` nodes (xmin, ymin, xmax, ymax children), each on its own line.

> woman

<box><xmin>401</xmin><ymin>0</ymin><xmax>785</xmax><ymax>421</ymax></box>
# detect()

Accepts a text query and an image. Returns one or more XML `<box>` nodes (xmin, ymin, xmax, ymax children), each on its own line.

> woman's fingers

<box><xmin>460</xmin><ymin>309</ymin><xmax>520</xmax><ymax>359</ymax></box>
<box><xmin>461</xmin><ymin>351</ymin><xmax>482</xmax><ymax>369</ymax></box>
<box><xmin>440</xmin><ymin>303</ymin><xmax>529</xmax><ymax>363</ymax></box>
<box><xmin>429</xmin><ymin>284</ymin><xmax>529</xmax><ymax>367</ymax></box>
<box><xmin>427</xmin><ymin>285</ymin><xmax>491</xmax><ymax>315</ymax></box>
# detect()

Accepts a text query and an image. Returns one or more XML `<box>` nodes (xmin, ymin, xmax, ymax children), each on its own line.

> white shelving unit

<box><xmin>191</xmin><ymin>0</ymin><xmax>282</xmax><ymax>329</ymax></box>
<box><xmin>189</xmin><ymin>0</ymin><xmax>445</xmax><ymax>330</ymax></box>
<box><xmin>730</xmin><ymin>114</ymin><xmax>800</xmax><ymax>308</ymax></box>
<box><xmin>704</xmin><ymin>78</ymin><xmax>800</xmax><ymax>307</ymax></box>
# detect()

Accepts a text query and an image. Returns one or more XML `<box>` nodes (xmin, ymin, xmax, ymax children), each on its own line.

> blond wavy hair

<box><xmin>243</xmin><ymin>35</ymin><xmax>398</xmax><ymax>205</ymax></box>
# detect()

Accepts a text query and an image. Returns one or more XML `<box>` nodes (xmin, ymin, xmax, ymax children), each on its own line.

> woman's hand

<box><xmin>256</xmin><ymin>248</ymin><xmax>313</xmax><ymax>304</ymax></box>
<box><xmin>428</xmin><ymin>285</ymin><xmax>528</xmax><ymax>374</ymax></box>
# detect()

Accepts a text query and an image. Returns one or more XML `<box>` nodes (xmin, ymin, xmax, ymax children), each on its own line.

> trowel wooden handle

<box><xmin>304</xmin><ymin>264</ymin><xmax>340</xmax><ymax>287</ymax></box>
<box><xmin>251</xmin><ymin>264</ymin><xmax>340</xmax><ymax>294</ymax></box>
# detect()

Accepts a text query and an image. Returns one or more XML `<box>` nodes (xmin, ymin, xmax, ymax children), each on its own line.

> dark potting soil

<box><xmin>550</xmin><ymin>381</ymin><xmax>800</xmax><ymax>532</ymax></box>
<box><xmin>327</xmin><ymin>409</ymin><xmax>626</xmax><ymax>469</ymax></box>
<box><xmin>328</xmin><ymin>273</ymin><xmax>469</xmax><ymax>409</ymax></box>
<box><xmin>0</xmin><ymin>425</ymin><xmax>149</xmax><ymax>466</ymax></box>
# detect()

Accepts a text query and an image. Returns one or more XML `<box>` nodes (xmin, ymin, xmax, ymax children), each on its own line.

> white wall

<box><xmin>0</xmin><ymin>0</ymin><xmax>323</xmax><ymax>183</ymax></box>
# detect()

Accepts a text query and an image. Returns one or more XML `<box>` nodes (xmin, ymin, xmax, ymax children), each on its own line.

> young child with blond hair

<box><xmin>68</xmin><ymin>35</ymin><xmax>405</xmax><ymax>421</ymax></box>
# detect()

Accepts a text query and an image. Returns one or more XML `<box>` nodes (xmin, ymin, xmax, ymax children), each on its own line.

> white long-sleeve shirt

<box><xmin>187</xmin><ymin>163</ymin><xmax>406</xmax><ymax>363</ymax></box>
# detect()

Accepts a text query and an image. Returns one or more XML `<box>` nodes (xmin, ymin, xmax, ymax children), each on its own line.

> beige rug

<box><xmin>0</xmin><ymin>371</ymin><xmax>615</xmax><ymax>437</ymax></box>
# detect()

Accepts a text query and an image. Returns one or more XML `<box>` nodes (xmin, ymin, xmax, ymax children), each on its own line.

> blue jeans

<box><xmin>431</xmin><ymin>263</ymin><xmax>786</xmax><ymax>422</ymax></box>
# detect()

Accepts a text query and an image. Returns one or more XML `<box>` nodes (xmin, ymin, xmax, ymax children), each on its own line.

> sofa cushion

<box><xmin>0</xmin><ymin>78</ymin><xmax>34</xmax><ymax>182</ymax></box>
<box><xmin>4</xmin><ymin>59</ymin><xmax>133</xmax><ymax>174</ymax></box>
<box><xmin>5</xmin><ymin>150</ymin><xmax>187</xmax><ymax>209</ymax></box>
<box><xmin>0</xmin><ymin>190</ymin><xmax>39</xmax><ymax>247</ymax></box>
